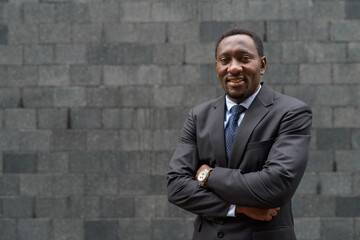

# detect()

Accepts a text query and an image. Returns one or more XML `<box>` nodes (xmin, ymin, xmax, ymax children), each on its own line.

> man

<box><xmin>167</xmin><ymin>27</ymin><xmax>312</xmax><ymax>239</ymax></box>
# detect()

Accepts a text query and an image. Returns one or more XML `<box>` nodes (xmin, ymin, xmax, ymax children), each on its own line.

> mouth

<box><xmin>226</xmin><ymin>77</ymin><xmax>245</xmax><ymax>87</ymax></box>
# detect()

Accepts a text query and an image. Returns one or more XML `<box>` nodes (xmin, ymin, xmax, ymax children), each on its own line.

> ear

<box><xmin>260</xmin><ymin>56</ymin><xmax>267</xmax><ymax>75</ymax></box>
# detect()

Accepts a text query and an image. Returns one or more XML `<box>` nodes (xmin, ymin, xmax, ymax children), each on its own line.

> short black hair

<box><xmin>215</xmin><ymin>27</ymin><xmax>264</xmax><ymax>59</ymax></box>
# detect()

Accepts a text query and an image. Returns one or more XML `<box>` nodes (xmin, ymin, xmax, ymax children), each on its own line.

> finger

<box><xmin>275</xmin><ymin>207</ymin><xmax>280</xmax><ymax>211</ymax></box>
<box><xmin>264</xmin><ymin>215</ymin><xmax>272</xmax><ymax>221</ymax></box>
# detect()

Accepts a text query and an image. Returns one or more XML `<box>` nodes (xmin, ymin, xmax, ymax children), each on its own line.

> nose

<box><xmin>227</xmin><ymin>59</ymin><xmax>243</xmax><ymax>75</ymax></box>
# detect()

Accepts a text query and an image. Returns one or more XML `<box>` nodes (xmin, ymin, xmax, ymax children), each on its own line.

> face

<box><xmin>216</xmin><ymin>34</ymin><xmax>266</xmax><ymax>104</ymax></box>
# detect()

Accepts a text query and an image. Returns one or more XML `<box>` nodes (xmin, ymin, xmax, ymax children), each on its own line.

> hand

<box><xmin>195</xmin><ymin>164</ymin><xmax>211</xmax><ymax>186</ymax></box>
<box><xmin>236</xmin><ymin>206</ymin><xmax>280</xmax><ymax>221</ymax></box>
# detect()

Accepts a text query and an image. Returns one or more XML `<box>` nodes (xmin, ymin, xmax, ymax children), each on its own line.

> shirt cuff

<box><xmin>227</xmin><ymin>204</ymin><xmax>236</xmax><ymax>217</ymax></box>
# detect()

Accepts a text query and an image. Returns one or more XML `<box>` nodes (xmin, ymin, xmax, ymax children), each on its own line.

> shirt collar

<box><xmin>225</xmin><ymin>84</ymin><xmax>262</xmax><ymax>112</ymax></box>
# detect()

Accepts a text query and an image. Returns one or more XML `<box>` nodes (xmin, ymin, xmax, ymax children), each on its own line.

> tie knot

<box><xmin>230</xmin><ymin>105</ymin><xmax>246</xmax><ymax>117</ymax></box>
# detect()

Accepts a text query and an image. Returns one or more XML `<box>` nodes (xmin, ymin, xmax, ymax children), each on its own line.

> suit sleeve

<box><xmin>167</xmin><ymin>108</ymin><xmax>231</xmax><ymax>217</ymax></box>
<box><xmin>207</xmin><ymin>104</ymin><xmax>312</xmax><ymax>209</ymax></box>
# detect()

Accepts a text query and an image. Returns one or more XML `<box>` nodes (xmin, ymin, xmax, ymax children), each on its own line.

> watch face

<box><xmin>198</xmin><ymin>171</ymin><xmax>206</xmax><ymax>181</ymax></box>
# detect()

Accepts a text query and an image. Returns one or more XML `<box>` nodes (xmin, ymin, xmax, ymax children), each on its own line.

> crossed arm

<box><xmin>167</xmin><ymin>104</ymin><xmax>312</xmax><ymax>220</ymax></box>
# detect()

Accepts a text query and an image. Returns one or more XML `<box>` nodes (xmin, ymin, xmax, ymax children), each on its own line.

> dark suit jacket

<box><xmin>167</xmin><ymin>83</ymin><xmax>312</xmax><ymax>240</ymax></box>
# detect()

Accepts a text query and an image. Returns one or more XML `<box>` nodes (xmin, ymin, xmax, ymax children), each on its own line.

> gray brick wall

<box><xmin>0</xmin><ymin>0</ymin><xmax>359</xmax><ymax>240</ymax></box>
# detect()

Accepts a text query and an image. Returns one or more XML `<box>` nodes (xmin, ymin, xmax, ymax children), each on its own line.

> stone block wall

<box><xmin>0</xmin><ymin>0</ymin><xmax>359</xmax><ymax>239</ymax></box>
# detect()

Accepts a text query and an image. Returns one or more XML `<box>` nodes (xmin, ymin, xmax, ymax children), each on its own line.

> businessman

<box><xmin>167</xmin><ymin>27</ymin><xmax>312</xmax><ymax>239</ymax></box>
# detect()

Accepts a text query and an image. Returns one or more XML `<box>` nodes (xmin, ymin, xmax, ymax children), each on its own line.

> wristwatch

<box><xmin>197</xmin><ymin>168</ymin><xmax>213</xmax><ymax>186</ymax></box>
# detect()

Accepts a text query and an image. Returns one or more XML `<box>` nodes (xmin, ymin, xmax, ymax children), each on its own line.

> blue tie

<box><xmin>225</xmin><ymin>105</ymin><xmax>246</xmax><ymax>159</ymax></box>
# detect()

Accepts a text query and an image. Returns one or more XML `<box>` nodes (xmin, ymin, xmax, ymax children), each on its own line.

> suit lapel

<box><xmin>228</xmin><ymin>84</ymin><xmax>274</xmax><ymax>169</ymax></box>
<box><xmin>208</xmin><ymin>96</ymin><xmax>228</xmax><ymax>168</ymax></box>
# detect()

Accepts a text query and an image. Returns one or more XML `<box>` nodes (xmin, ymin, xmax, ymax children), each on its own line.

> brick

<box><xmin>69</xmin><ymin>152</ymin><xmax>102</xmax><ymax>173</ymax></box>
<box><xmin>319</xmin><ymin>172</ymin><xmax>352</xmax><ymax>195</ymax></box>
<box><xmin>71</xmin><ymin>109</ymin><xmax>101</xmax><ymax>129</ymax></box>
<box><xmin>267</xmin><ymin>20</ymin><xmax>297</xmax><ymax>41</ymax></box>
<box><xmin>336</xmin><ymin>197</ymin><xmax>360</xmax><ymax>217</ymax></box>
<box><xmin>334</xmin><ymin>107</ymin><xmax>360</xmax><ymax>127</ymax></box>
<box><xmin>53</xmin><ymin>130</ymin><xmax>87</xmax><ymax>151</ymax></box>
<box><xmin>118</xmin><ymin>130</ymin><xmax>140</xmax><ymax>151</ymax></box>
<box><xmin>353</xmin><ymin>130</ymin><xmax>360</xmax><ymax>149</ymax></box>
<box><xmin>153</xmin><ymin>44</ymin><xmax>184</xmax><ymax>65</ymax></box>
<box><xmin>0</xmin><ymin>45</ymin><xmax>22</xmax><ymax>64</ymax></box>
<box><xmin>18</xmin><ymin>219</ymin><xmax>50</xmax><ymax>240</ymax></box>
<box><xmin>4</xmin><ymin>109</ymin><xmax>36</xmax><ymax>129</ymax></box>
<box><xmin>168</xmin><ymin>22</ymin><xmax>199</xmax><ymax>43</ymax></box>
<box><xmin>118</xmin><ymin>174</ymin><xmax>150</xmax><ymax>195</ymax></box>
<box><xmin>120</xmin><ymin>86</ymin><xmax>152</xmax><ymax>107</ymax></box>
<box><xmin>0</xmin><ymin>3</ymin><xmax>22</xmax><ymax>22</ymax></box>
<box><xmin>85</xmin><ymin>220</ymin><xmax>118</xmax><ymax>240</ymax></box>
<box><xmin>333</xmin><ymin>63</ymin><xmax>360</xmax><ymax>84</ymax></box>
<box><xmin>53</xmin><ymin>219</ymin><xmax>83</xmax><ymax>240</ymax></box>
<box><xmin>298</xmin><ymin>20</ymin><xmax>329</xmax><ymax>41</ymax></box>
<box><xmin>335</xmin><ymin>150</ymin><xmax>360</xmax><ymax>171</ymax></box>
<box><xmin>151</xmin><ymin>1</ymin><xmax>197</xmax><ymax>22</ymax></box>
<box><xmin>248</xmin><ymin>0</ymin><xmax>280</xmax><ymax>20</ymax></box>
<box><xmin>168</xmin><ymin>65</ymin><xmax>201</xmax><ymax>85</ymax></box>
<box><xmin>263</xmin><ymin>42</ymin><xmax>282</xmax><ymax>63</ymax></box>
<box><xmin>54</xmin><ymin>87</ymin><xmax>86</xmax><ymax>107</ymax></box>
<box><xmin>39</xmin><ymin>66</ymin><xmax>69</xmax><ymax>86</ymax></box>
<box><xmin>130</xmin><ymin>23</ymin><xmax>167</xmax><ymax>43</ymax></box>
<box><xmin>299</xmin><ymin>64</ymin><xmax>331</xmax><ymax>84</ymax></box>
<box><xmin>85</xmin><ymin>174</ymin><xmax>118</xmax><ymax>195</ymax></box>
<box><xmin>104</xmin><ymin>23</ymin><xmax>138</xmax><ymax>43</ymax></box>
<box><xmin>153</xmin><ymin>86</ymin><xmax>184</xmax><ymax>107</ymax></box>
<box><xmin>331</xmin><ymin>20</ymin><xmax>360</xmax><ymax>41</ymax></box>
<box><xmin>354</xmin><ymin>173</ymin><xmax>360</xmax><ymax>195</ymax></box>
<box><xmin>307</xmin><ymin>150</ymin><xmax>334</xmax><ymax>172</ymax></box>
<box><xmin>102</xmin><ymin>152</ymin><xmax>131</xmax><ymax>173</ymax></box>
<box><xmin>152</xmin><ymin>130</ymin><xmax>180</xmax><ymax>151</ymax></box>
<box><xmin>24</xmin><ymin>45</ymin><xmax>54</xmax><ymax>64</ymax></box>
<box><xmin>294</xmin><ymin>218</ymin><xmax>321</xmax><ymax>239</ymax></box>
<box><xmin>86</xmin><ymin>44</ymin><xmax>118</xmax><ymax>64</ymax></box>
<box><xmin>56</xmin><ymin>44</ymin><xmax>86</xmax><ymax>64</ymax></box>
<box><xmin>312</xmin><ymin>42</ymin><xmax>347</xmax><ymax>62</ymax></box>
<box><xmin>0</xmin><ymin>88</ymin><xmax>20</xmax><ymax>107</ymax></box>
<box><xmin>315</xmin><ymin>86</ymin><xmax>351</xmax><ymax>106</ymax></box>
<box><xmin>346</xmin><ymin>0</ymin><xmax>360</xmax><ymax>19</ymax></box>
<box><xmin>118</xmin><ymin>219</ymin><xmax>151</xmax><ymax>240</ymax></box>
<box><xmin>104</xmin><ymin>65</ymin><xmax>163</xmax><ymax>86</ymax></box>
<box><xmin>0</xmin><ymin>131</ymin><xmax>19</xmax><ymax>151</ymax></box>
<box><xmin>100</xmin><ymin>197</ymin><xmax>134</xmax><ymax>217</ymax></box>
<box><xmin>295</xmin><ymin>173</ymin><xmax>319</xmax><ymax>195</ymax></box>
<box><xmin>39</xmin><ymin>23</ymin><xmax>71</xmax><ymax>43</ymax></box>
<box><xmin>20</xmin><ymin>130</ymin><xmax>52</xmax><ymax>151</ymax></box>
<box><xmin>35</xmin><ymin>198</ymin><xmax>71</xmax><ymax>218</ymax></box>
<box><xmin>349</xmin><ymin>42</ymin><xmax>360</xmax><ymax>61</ymax></box>
<box><xmin>87</xmin><ymin>88</ymin><xmax>119</xmax><ymax>107</ymax></box>
<box><xmin>152</xmin><ymin>108</ymin><xmax>188</xmax><ymax>130</ymax></box>
<box><xmin>87</xmin><ymin>130</ymin><xmax>118</xmax><ymax>151</ymax></box>
<box><xmin>8</xmin><ymin>23</ymin><xmax>37</xmax><ymax>44</ymax></box>
<box><xmin>311</xmin><ymin>107</ymin><xmax>332</xmax><ymax>128</ymax></box>
<box><xmin>38</xmin><ymin>108</ymin><xmax>67</xmax><ymax>129</ymax></box>
<box><xmin>280</xmin><ymin>0</ymin><xmax>313</xmax><ymax>19</ymax></box>
<box><xmin>72</xmin><ymin>23</ymin><xmax>102</xmax><ymax>43</ymax></box>
<box><xmin>314</xmin><ymin>1</ymin><xmax>345</xmax><ymax>19</ymax></box>
<box><xmin>317</xmin><ymin>129</ymin><xmax>350</xmax><ymax>150</ymax></box>
<box><xmin>0</xmin><ymin>66</ymin><xmax>7</xmax><ymax>86</ymax></box>
<box><xmin>282</xmin><ymin>42</ymin><xmax>315</xmax><ymax>63</ymax></box>
<box><xmin>0</xmin><ymin>219</ymin><xmax>16</xmax><ymax>240</ymax></box>
<box><xmin>266</xmin><ymin>63</ymin><xmax>298</xmax><ymax>85</ymax></box>
<box><xmin>152</xmin><ymin>219</ymin><xmax>187</xmax><ymax>240</ymax></box>
<box><xmin>198</xmin><ymin>1</ymin><xmax>212</xmax><ymax>21</ymax></box>
<box><xmin>2</xmin><ymin>197</ymin><xmax>33</xmax><ymax>218</ymax></box>
<box><xmin>37</xmin><ymin>152</ymin><xmax>68</xmax><ymax>173</ymax></box>
<box><xmin>0</xmin><ymin>23</ymin><xmax>8</xmax><ymax>44</ymax></box>
<box><xmin>211</xmin><ymin>1</ymin><xmax>247</xmax><ymax>21</ymax></box>
<box><xmin>135</xmin><ymin>196</ymin><xmax>169</xmax><ymax>218</ymax></box>
<box><xmin>102</xmin><ymin>108</ymin><xmax>133</xmax><ymax>129</ymax></box>
<box><xmin>321</xmin><ymin>218</ymin><xmax>354</xmax><ymax>240</ymax></box>
<box><xmin>292</xmin><ymin>196</ymin><xmax>303</xmax><ymax>217</ymax></box>
<box><xmin>55</xmin><ymin>3</ymin><xmax>90</xmax><ymax>23</ymax></box>
<box><xmin>0</xmin><ymin>175</ymin><xmax>19</xmax><ymax>195</ymax></box>
<box><xmin>70</xmin><ymin>65</ymin><xmax>101</xmax><ymax>86</ymax></box>
<box><xmin>356</xmin><ymin>218</ymin><xmax>360</xmax><ymax>240</ymax></box>
<box><xmin>24</xmin><ymin>3</ymin><xmax>55</xmax><ymax>23</ymax></box>
<box><xmin>185</xmin><ymin>42</ymin><xmax>216</xmax><ymax>63</ymax></box>
<box><xmin>22</xmin><ymin>88</ymin><xmax>53</xmax><ymax>108</ymax></box>
<box><xmin>20</xmin><ymin>175</ymin><xmax>52</xmax><ymax>196</ymax></box>
<box><xmin>302</xmin><ymin>196</ymin><xmax>336</xmax><ymax>217</ymax></box>
<box><xmin>53</xmin><ymin>174</ymin><xmax>84</xmax><ymax>197</ymax></box>
<box><xmin>120</xmin><ymin>1</ymin><xmax>151</xmax><ymax>22</ymax></box>
<box><xmin>118</xmin><ymin>44</ymin><xmax>152</xmax><ymax>64</ymax></box>
<box><xmin>8</xmin><ymin>66</ymin><xmax>38</xmax><ymax>87</ymax></box>
<box><xmin>150</xmin><ymin>175</ymin><xmax>167</xmax><ymax>195</ymax></box>
<box><xmin>183</xmin><ymin>85</ymin><xmax>217</xmax><ymax>106</ymax></box>
<box><xmin>89</xmin><ymin>2</ymin><xmax>119</xmax><ymax>22</ymax></box>
<box><xmin>199</xmin><ymin>22</ymin><xmax>232</xmax><ymax>42</ymax></box>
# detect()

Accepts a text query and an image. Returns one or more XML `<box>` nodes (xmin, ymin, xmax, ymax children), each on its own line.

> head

<box><xmin>215</xmin><ymin>28</ymin><xmax>266</xmax><ymax>104</ymax></box>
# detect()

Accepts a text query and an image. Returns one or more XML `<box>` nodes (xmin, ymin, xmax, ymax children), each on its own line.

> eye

<box><xmin>219</xmin><ymin>57</ymin><xmax>229</xmax><ymax>64</ymax></box>
<box><xmin>241</xmin><ymin>56</ymin><xmax>250</xmax><ymax>62</ymax></box>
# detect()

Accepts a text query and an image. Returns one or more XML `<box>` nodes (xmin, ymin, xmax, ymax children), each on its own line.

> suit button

<box><xmin>217</xmin><ymin>232</ymin><xmax>224</xmax><ymax>238</ymax></box>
